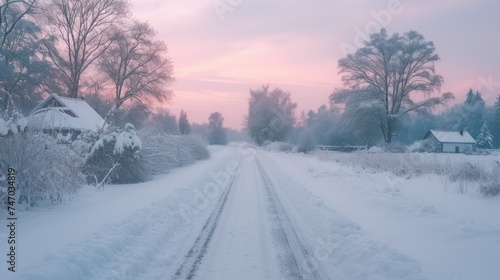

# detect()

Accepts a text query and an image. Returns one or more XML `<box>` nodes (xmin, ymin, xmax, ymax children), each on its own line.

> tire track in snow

<box><xmin>172</xmin><ymin>164</ymin><xmax>240</xmax><ymax>279</ymax></box>
<box><xmin>9</xmin><ymin>151</ymin><xmax>241</xmax><ymax>280</ymax></box>
<box><xmin>256</xmin><ymin>158</ymin><xmax>322</xmax><ymax>280</ymax></box>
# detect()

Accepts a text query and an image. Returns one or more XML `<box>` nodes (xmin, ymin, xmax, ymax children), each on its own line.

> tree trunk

<box><xmin>385</xmin><ymin>119</ymin><xmax>393</xmax><ymax>144</ymax></box>
<box><xmin>69</xmin><ymin>78</ymin><xmax>79</xmax><ymax>98</ymax></box>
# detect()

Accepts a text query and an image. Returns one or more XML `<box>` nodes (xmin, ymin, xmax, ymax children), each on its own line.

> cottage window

<box><xmin>63</xmin><ymin>110</ymin><xmax>76</xmax><ymax>117</ymax></box>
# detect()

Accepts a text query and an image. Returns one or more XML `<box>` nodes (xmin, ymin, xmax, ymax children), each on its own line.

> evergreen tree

<box><xmin>475</xmin><ymin>91</ymin><xmax>485</xmax><ymax>104</ymax></box>
<box><xmin>464</xmin><ymin>89</ymin><xmax>475</xmax><ymax>105</ymax></box>
<box><xmin>461</xmin><ymin>90</ymin><xmax>485</xmax><ymax>137</ymax></box>
<box><xmin>179</xmin><ymin>110</ymin><xmax>191</xmax><ymax>135</ymax></box>
<box><xmin>475</xmin><ymin>122</ymin><xmax>494</xmax><ymax>149</ymax></box>
<box><xmin>495</xmin><ymin>95</ymin><xmax>500</xmax><ymax>128</ymax></box>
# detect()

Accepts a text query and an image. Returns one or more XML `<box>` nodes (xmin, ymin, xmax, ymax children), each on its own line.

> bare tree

<box><xmin>41</xmin><ymin>0</ymin><xmax>128</xmax><ymax>98</ymax></box>
<box><xmin>99</xmin><ymin>20</ymin><xmax>174</xmax><ymax>124</ymax></box>
<box><xmin>178</xmin><ymin>110</ymin><xmax>190</xmax><ymax>134</ymax></box>
<box><xmin>338</xmin><ymin>29</ymin><xmax>453</xmax><ymax>144</ymax></box>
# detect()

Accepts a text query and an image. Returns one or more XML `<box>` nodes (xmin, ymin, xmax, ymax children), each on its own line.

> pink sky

<box><xmin>131</xmin><ymin>0</ymin><xmax>500</xmax><ymax>129</ymax></box>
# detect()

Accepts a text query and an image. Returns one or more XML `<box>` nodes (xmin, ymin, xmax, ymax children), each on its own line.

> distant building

<box><xmin>423</xmin><ymin>130</ymin><xmax>476</xmax><ymax>153</ymax></box>
<box><xmin>28</xmin><ymin>93</ymin><xmax>105</xmax><ymax>140</ymax></box>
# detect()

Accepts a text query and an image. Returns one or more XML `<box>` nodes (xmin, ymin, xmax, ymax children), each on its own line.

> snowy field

<box><xmin>1</xmin><ymin>144</ymin><xmax>499</xmax><ymax>280</ymax></box>
<box><xmin>268</xmin><ymin>150</ymin><xmax>500</xmax><ymax>280</ymax></box>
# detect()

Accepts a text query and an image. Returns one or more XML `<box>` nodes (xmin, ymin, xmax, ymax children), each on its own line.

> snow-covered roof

<box><xmin>426</xmin><ymin>130</ymin><xmax>476</xmax><ymax>144</ymax></box>
<box><xmin>28</xmin><ymin>93</ymin><xmax>105</xmax><ymax>132</ymax></box>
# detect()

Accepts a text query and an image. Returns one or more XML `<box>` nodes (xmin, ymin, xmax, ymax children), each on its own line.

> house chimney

<box><xmin>460</xmin><ymin>129</ymin><xmax>464</xmax><ymax>136</ymax></box>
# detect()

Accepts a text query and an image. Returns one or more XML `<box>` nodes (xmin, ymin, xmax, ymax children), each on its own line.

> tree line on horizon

<box><xmin>245</xmin><ymin>29</ymin><xmax>500</xmax><ymax>150</ymax></box>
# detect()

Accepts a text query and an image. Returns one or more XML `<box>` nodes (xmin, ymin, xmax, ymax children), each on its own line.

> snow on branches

<box><xmin>84</xmin><ymin>123</ymin><xmax>148</xmax><ymax>185</ymax></box>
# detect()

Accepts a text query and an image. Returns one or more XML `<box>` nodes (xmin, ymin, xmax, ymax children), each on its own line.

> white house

<box><xmin>28</xmin><ymin>93</ymin><xmax>105</xmax><ymax>138</ymax></box>
<box><xmin>423</xmin><ymin>129</ymin><xmax>476</xmax><ymax>153</ymax></box>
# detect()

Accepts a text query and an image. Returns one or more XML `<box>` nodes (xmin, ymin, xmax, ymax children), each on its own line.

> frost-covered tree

<box><xmin>150</xmin><ymin>109</ymin><xmax>178</xmax><ymax>134</ymax></box>
<box><xmin>338</xmin><ymin>29</ymin><xmax>453</xmax><ymax>144</ymax></box>
<box><xmin>296</xmin><ymin>128</ymin><xmax>316</xmax><ymax>153</ymax></box>
<box><xmin>302</xmin><ymin>105</ymin><xmax>341</xmax><ymax>146</ymax></box>
<box><xmin>476</xmin><ymin>122</ymin><xmax>494</xmax><ymax>150</ymax></box>
<box><xmin>108</xmin><ymin>102</ymin><xmax>150</xmax><ymax>129</ymax></box>
<box><xmin>42</xmin><ymin>0</ymin><xmax>129</xmax><ymax>98</ymax></box>
<box><xmin>208</xmin><ymin>111</ymin><xmax>227</xmax><ymax>145</ymax></box>
<box><xmin>179</xmin><ymin>110</ymin><xmax>191</xmax><ymax>135</ymax></box>
<box><xmin>246</xmin><ymin>85</ymin><xmax>297</xmax><ymax>145</ymax></box>
<box><xmin>443</xmin><ymin>90</ymin><xmax>486</xmax><ymax>138</ymax></box>
<box><xmin>331</xmin><ymin>87</ymin><xmax>383</xmax><ymax>146</ymax></box>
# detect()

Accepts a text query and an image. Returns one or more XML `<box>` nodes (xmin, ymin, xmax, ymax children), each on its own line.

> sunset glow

<box><xmin>131</xmin><ymin>0</ymin><xmax>500</xmax><ymax>129</ymax></box>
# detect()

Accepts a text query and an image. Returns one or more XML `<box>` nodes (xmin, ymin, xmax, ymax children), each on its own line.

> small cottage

<box><xmin>423</xmin><ymin>130</ymin><xmax>476</xmax><ymax>153</ymax></box>
<box><xmin>28</xmin><ymin>93</ymin><xmax>105</xmax><ymax>139</ymax></box>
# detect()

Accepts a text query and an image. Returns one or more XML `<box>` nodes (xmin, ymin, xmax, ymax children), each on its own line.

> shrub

<box><xmin>384</xmin><ymin>143</ymin><xmax>408</xmax><ymax>153</ymax></box>
<box><xmin>314</xmin><ymin>151</ymin><xmax>500</xmax><ymax>195</ymax></box>
<box><xmin>409</xmin><ymin>139</ymin><xmax>440</xmax><ymax>153</ymax></box>
<box><xmin>479</xmin><ymin>183</ymin><xmax>500</xmax><ymax>197</ymax></box>
<box><xmin>0</xmin><ymin>132</ymin><xmax>85</xmax><ymax>209</ymax></box>
<box><xmin>296</xmin><ymin>129</ymin><xmax>317</xmax><ymax>154</ymax></box>
<box><xmin>140</xmin><ymin>129</ymin><xmax>209</xmax><ymax>175</ymax></box>
<box><xmin>448</xmin><ymin>162</ymin><xmax>485</xmax><ymax>182</ymax></box>
<box><xmin>479</xmin><ymin>161</ymin><xmax>500</xmax><ymax>197</ymax></box>
<box><xmin>84</xmin><ymin>123</ymin><xmax>149</xmax><ymax>185</ymax></box>
<box><xmin>263</xmin><ymin>141</ymin><xmax>293</xmax><ymax>153</ymax></box>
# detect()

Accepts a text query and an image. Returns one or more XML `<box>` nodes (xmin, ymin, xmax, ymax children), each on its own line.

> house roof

<box><xmin>426</xmin><ymin>130</ymin><xmax>476</xmax><ymax>144</ymax></box>
<box><xmin>28</xmin><ymin>93</ymin><xmax>105</xmax><ymax>132</ymax></box>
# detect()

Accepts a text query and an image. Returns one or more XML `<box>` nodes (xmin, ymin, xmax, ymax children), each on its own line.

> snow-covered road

<box><xmin>174</xmin><ymin>155</ymin><xmax>320</xmax><ymax>280</ymax></box>
<box><xmin>6</xmin><ymin>144</ymin><xmax>486</xmax><ymax>279</ymax></box>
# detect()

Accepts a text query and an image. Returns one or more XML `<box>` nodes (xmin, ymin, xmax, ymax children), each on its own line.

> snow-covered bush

<box><xmin>479</xmin><ymin>161</ymin><xmax>500</xmax><ymax>197</ymax></box>
<box><xmin>0</xmin><ymin>132</ymin><xmax>85</xmax><ymax>209</ymax></box>
<box><xmin>263</xmin><ymin>141</ymin><xmax>293</xmax><ymax>153</ymax></box>
<box><xmin>140</xmin><ymin>129</ymin><xmax>209</xmax><ymax>175</ymax></box>
<box><xmin>448</xmin><ymin>162</ymin><xmax>487</xmax><ymax>183</ymax></box>
<box><xmin>296</xmin><ymin>129</ymin><xmax>316</xmax><ymax>153</ymax></box>
<box><xmin>384</xmin><ymin>143</ymin><xmax>408</xmax><ymax>153</ymax></box>
<box><xmin>84</xmin><ymin>123</ymin><xmax>149</xmax><ymax>185</ymax></box>
<box><xmin>479</xmin><ymin>183</ymin><xmax>500</xmax><ymax>197</ymax></box>
<box><xmin>0</xmin><ymin>111</ymin><xmax>28</xmax><ymax>136</ymax></box>
<box><xmin>408</xmin><ymin>139</ymin><xmax>440</xmax><ymax>153</ymax></box>
<box><xmin>315</xmin><ymin>150</ymin><xmax>500</xmax><ymax>195</ymax></box>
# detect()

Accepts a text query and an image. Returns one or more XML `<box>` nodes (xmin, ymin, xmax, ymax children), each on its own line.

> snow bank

<box><xmin>8</xmin><ymin>147</ymin><xmax>238</xmax><ymax>279</ymax></box>
<box><xmin>368</xmin><ymin>146</ymin><xmax>383</xmax><ymax>153</ymax></box>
